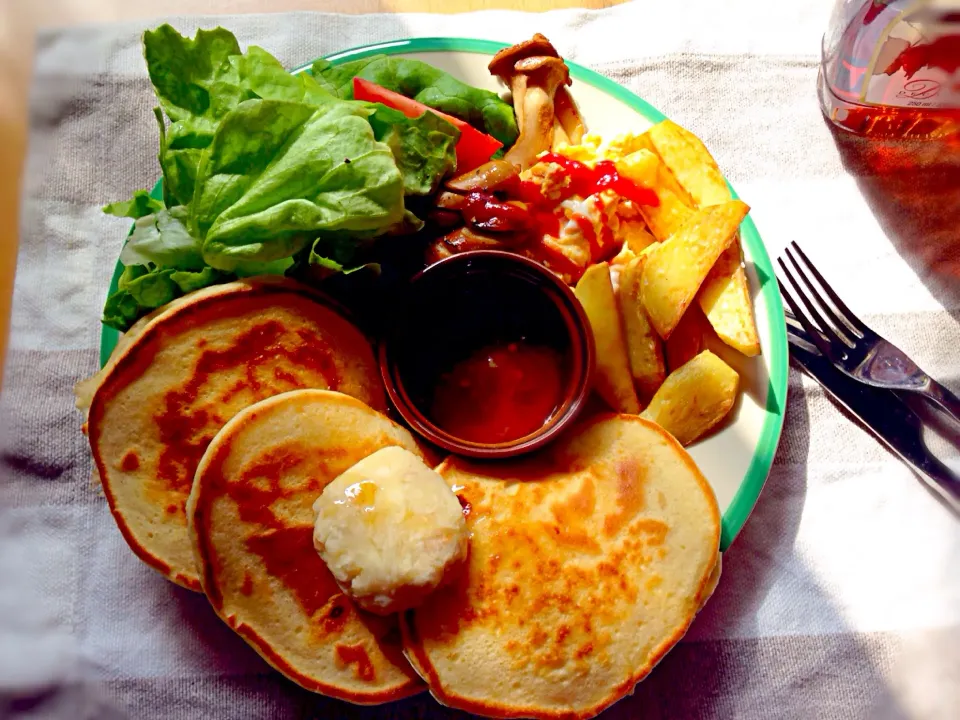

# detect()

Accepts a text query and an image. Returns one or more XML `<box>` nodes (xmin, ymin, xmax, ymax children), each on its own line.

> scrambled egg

<box><xmin>543</xmin><ymin>194</ymin><xmax>619</xmax><ymax>269</ymax></box>
<box><xmin>520</xmin><ymin>132</ymin><xmax>660</xmax><ymax>276</ymax></box>
<box><xmin>553</xmin><ymin>132</ymin><xmax>660</xmax><ymax>182</ymax></box>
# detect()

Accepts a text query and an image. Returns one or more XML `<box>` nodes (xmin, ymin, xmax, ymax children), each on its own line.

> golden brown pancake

<box><xmin>187</xmin><ymin>389</ymin><xmax>424</xmax><ymax>702</ymax></box>
<box><xmin>402</xmin><ymin>414</ymin><xmax>720</xmax><ymax>719</ymax></box>
<box><xmin>86</xmin><ymin>277</ymin><xmax>384</xmax><ymax>591</ymax></box>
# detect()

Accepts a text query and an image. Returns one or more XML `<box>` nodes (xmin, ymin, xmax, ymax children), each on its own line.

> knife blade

<box><xmin>786</xmin><ymin>315</ymin><xmax>960</xmax><ymax>514</ymax></box>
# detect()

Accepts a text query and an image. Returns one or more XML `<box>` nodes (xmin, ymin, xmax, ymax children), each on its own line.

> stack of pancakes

<box><xmin>82</xmin><ymin>277</ymin><xmax>721</xmax><ymax>717</ymax></box>
<box><xmin>81</xmin><ymin>278</ymin><xmax>385</xmax><ymax>591</ymax></box>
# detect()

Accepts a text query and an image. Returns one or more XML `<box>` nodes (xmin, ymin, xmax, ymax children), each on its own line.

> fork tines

<box><xmin>776</xmin><ymin>241</ymin><xmax>874</xmax><ymax>363</ymax></box>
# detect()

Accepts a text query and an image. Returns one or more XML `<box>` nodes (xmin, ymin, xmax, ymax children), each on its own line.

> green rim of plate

<box><xmin>100</xmin><ymin>36</ymin><xmax>787</xmax><ymax>550</ymax></box>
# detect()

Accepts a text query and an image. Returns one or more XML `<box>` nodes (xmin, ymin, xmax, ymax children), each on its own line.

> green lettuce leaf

<box><xmin>308</xmin><ymin>235</ymin><xmax>361</xmax><ymax>272</ymax></box>
<box><xmin>367</xmin><ymin>104</ymin><xmax>459</xmax><ymax>196</ymax></box>
<box><xmin>143</xmin><ymin>25</ymin><xmax>241</xmax><ymax>130</ymax></box>
<box><xmin>102</xmin><ymin>287</ymin><xmax>142</xmax><ymax>331</ymax></box>
<box><xmin>193</xmin><ymin>99</ymin><xmax>405</xmax><ymax>271</ymax></box>
<box><xmin>232</xmin><ymin>257</ymin><xmax>296</xmax><ymax>277</ymax></box>
<box><xmin>211</xmin><ymin>45</ymin><xmax>333</xmax><ymax>107</ymax></box>
<box><xmin>102</xmin><ymin>266</ymin><xmax>178</xmax><ymax>331</ymax></box>
<box><xmin>119</xmin><ymin>205</ymin><xmax>204</xmax><ymax>270</ymax></box>
<box><xmin>153</xmin><ymin>108</ymin><xmax>201</xmax><ymax>210</ymax></box>
<box><xmin>102</xmin><ymin>190</ymin><xmax>165</xmax><ymax>219</ymax></box>
<box><xmin>145</xmin><ymin>25</ymin><xmax>334</xmax><ymax>205</ymax></box>
<box><xmin>169</xmin><ymin>266</ymin><xmax>224</xmax><ymax>293</ymax></box>
<box><xmin>102</xmin><ymin>264</ymin><xmax>228</xmax><ymax>331</ymax></box>
<box><xmin>310</xmin><ymin>56</ymin><xmax>379</xmax><ymax>96</ymax></box>
<box><xmin>120</xmin><ymin>265</ymin><xmax>179</xmax><ymax>307</ymax></box>
<box><xmin>144</xmin><ymin>25</ymin><xmax>242</xmax><ymax>205</ymax></box>
<box><xmin>311</xmin><ymin>55</ymin><xmax>519</xmax><ymax>147</ymax></box>
<box><xmin>104</xmin><ymin>25</ymin><xmax>476</xmax><ymax>331</ymax></box>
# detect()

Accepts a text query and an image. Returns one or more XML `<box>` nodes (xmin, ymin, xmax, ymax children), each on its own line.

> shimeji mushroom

<box><xmin>488</xmin><ymin>33</ymin><xmax>586</xmax><ymax>169</ymax></box>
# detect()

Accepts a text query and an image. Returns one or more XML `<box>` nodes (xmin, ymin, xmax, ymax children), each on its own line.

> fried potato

<box><xmin>646</xmin><ymin>120</ymin><xmax>760</xmax><ymax>356</ymax></box>
<box><xmin>621</xmin><ymin>219</ymin><xmax>658</xmax><ymax>255</ymax></box>
<box><xmin>638</xmin><ymin>241</ymin><xmax>660</xmax><ymax>258</ymax></box>
<box><xmin>640</xmin><ymin>200</ymin><xmax>749</xmax><ymax>339</ymax></box>
<box><xmin>646</xmin><ymin>120</ymin><xmax>729</xmax><ymax>207</ymax></box>
<box><xmin>614</xmin><ymin>149</ymin><xmax>658</xmax><ymax>187</ymax></box>
<box><xmin>617</xmin><ymin>255</ymin><xmax>666</xmax><ymax>401</ymax></box>
<box><xmin>574</xmin><ymin>262</ymin><xmax>640</xmax><ymax>414</ymax></box>
<box><xmin>615</xmin><ymin>149</ymin><xmax>694</xmax><ymax>241</ymax></box>
<box><xmin>640</xmin><ymin>186</ymin><xmax>694</xmax><ymax>242</ymax></box>
<box><xmin>665</xmin><ymin>303</ymin><xmax>710</xmax><ymax>372</ymax></box>
<box><xmin>608</xmin><ymin>133</ymin><xmax>692</xmax><ymax>207</ymax></box>
<box><xmin>640</xmin><ymin>350</ymin><xmax>739</xmax><ymax>446</ymax></box>
<box><xmin>610</xmin><ymin>244</ymin><xmax>636</xmax><ymax>267</ymax></box>
<box><xmin>698</xmin><ymin>246</ymin><xmax>761</xmax><ymax>356</ymax></box>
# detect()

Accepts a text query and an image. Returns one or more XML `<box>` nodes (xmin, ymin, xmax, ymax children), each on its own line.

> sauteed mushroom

<box><xmin>553</xmin><ymin>86</ymin><xmax>585</xmax><ymax>146</ymax></box>
<box><xmin>488</xmin><ymin>33</ymin><xmax>586</xmax><ymax>169</ymax></box>
<box><xmin>425</xmin><ymin>226</ymin><xmax>513</xmax><ymax>265</ymax></box>
<box><xmin>503</xmin><ymin>56</ymin><xmax>571</xmax><ymax>169</ymax></box>
<box><xmin>445</xmin><ymin>160</ymin><xmax>519</xmax><ymax>193</ymax></box>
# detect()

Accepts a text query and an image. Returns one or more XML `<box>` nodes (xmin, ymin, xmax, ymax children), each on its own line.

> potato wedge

<box><xmin>698</xmin><ymin>246</ymin><xmax>761</xmax><ymax>356</ymax></box>
<box><xmin>665</xmin><ymin>303</ymin><xmax>710</xmax><ymax>372</ymax></box>
<box><xmin>615</xmin><ymin>149</ymin><xmax>694</xmax><ymax>241</ymax></box>
<box><xmin>621</xmin><ymin>219</ymin><xmax>658</xmax><ymax>255</ymax></box>
<box><xmin>574</xmin><ymin>262</ymin><xmax>640</xmax><ymax>414</ymax></box>
<box><xmin>638</xmin><ymin>241</ymin><xmax>660</xmax><ymax>258</ymax></box>
<box><xmin>617</xmin><ymin>255</ymin><xmax>666</xmax><ymax>401</ymax></box>
<box><xmin>646</xmin><ymin>120</ymin><xmax>730</xmax><ymax>207</ymax></box>
<box><xmin>640</xmin><ymin>200</ymin><xmax>749</xmax><ymax>339</ymax></box>
<box><xmin>609</xmin><ymin>243</ymin><xmax>636</xmax><ymax>267</ymax></box>
<box><xmin>640</xmin><ymin>350</ymin><xmax>739</xmax><ymax>446</ymax></box>
<box><xmin>612</xmin><ymin>134</ymin><xmax>694</xmax><ymax>206</ymax></box>
<box><xmin>646</xmin><ymin>120</ymin><xmax>760</xmax><ymax>356</ymax></box>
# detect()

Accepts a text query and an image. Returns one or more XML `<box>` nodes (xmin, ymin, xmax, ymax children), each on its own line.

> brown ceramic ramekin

<box><xmin>379</xmin><ymin>250</ymin><xmax>595</xmax><ymax>459</ymax></box>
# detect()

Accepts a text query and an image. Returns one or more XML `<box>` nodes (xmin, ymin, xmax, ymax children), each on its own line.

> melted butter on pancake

<box><xmin>188</xmin><ymin>390</ymin><xmax>424</xmax><ymax>701</ymax></box>
<box><xmin>200</xmin><ymin>443</ymin><xmax>378</xmax><ymax>622</ymax></box>
<box><xmin>312</xmin><ymin>447</ymin><xmax>469</xmax><ymax>616</ymax></box>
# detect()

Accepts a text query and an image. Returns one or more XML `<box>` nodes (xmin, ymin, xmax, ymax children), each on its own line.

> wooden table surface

<box><xmin>0</xmin><ymin>0</ymin><xmax>621</xmax><ymax>389</ymax></box>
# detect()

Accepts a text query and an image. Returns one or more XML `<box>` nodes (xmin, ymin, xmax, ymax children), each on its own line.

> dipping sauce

<box><xmin>430</xmin><ymin>342</ymin><xmax>565</xmax><ymax>444</ymax></box>
<box><xmin>380</xmin><ymin>251</ymin><xmax>594</xmax><ymax>458</ymax></box>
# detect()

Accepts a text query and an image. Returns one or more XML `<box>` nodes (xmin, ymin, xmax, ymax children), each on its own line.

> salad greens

<box><xmin>118</xmin><ymin>206</ymin><xmax>203</xmax><ymax>269</ymax></box>
<box><xmin>102</xmin><ymin>265</ymin><xmax>227</xmax><ymax>331</ymax></box>
<box><xmin>103</xmin><ymin>190</ymin><xmax>165</xmax><ymax>219</ymax></box>
<box><xmin>368</xmin><ymin>104</ymin><xmax>459</xmax><ymax>196</ymax></box>
<box><xmin>311</xmin><ymin>55</ymin><xmax>519</xmax><ymax>147</ymax></box>
<box><xmin>145</xmin><ymin>26</ymin><xmax>337</xmax><ymax>206</ymax></box>
<box><xmin>102</xmin><ymin>24</ymin><xmax>474</xmax><ymax>331</ymax></box>
<box><xmin>192</xmin><ymin>100</ymin><xmax>404</xmax><ymax>269</ymax></box>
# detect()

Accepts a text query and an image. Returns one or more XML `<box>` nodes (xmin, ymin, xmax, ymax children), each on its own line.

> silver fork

<box><xmin>777</xmin><ymin>241</ymin><xmax>960</xmax><ymax>425</ymax></box>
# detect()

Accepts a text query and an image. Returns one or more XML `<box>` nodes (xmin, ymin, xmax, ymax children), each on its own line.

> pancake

<box><xmin>187</xmin><ymin>389</ymin><xmax>425</xmax><ymax>702</ymax></box>
<box><xmin>402</xmin><ymin>414</ymin><xmax>720</xmax><ymax>719</ymax></box>
<box><xmin>87</xmin><ymin>277</ymin><xmax>384</xmax><ymax>591</ymax></box>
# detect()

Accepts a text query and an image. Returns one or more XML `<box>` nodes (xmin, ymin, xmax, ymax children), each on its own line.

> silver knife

<box><xmin>786</xmin><ymin>314</ymin><xmax>960</xmax><ymax>514</ymax></box>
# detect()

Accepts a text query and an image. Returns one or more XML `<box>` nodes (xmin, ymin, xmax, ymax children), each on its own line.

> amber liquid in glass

<box><xmin>818</xmin><ymin>0</ymin><xmax>960</xmax><ymax>139</ymax></box>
